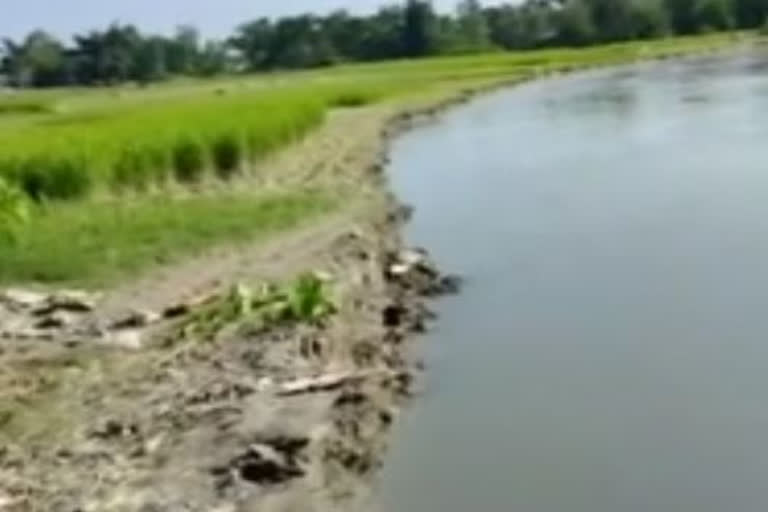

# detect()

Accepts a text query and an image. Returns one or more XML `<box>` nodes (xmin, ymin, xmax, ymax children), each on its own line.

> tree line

<box><xmin>2</xmin><ymin>0</ymin><xmax>768</xmax><ymax>88</ymax></box>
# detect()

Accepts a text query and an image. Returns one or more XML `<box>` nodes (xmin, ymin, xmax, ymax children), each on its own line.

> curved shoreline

<box><xmin>0</xmin><ymin>41</ymin><xmax>753</xmax><ymax>511</ymax></box>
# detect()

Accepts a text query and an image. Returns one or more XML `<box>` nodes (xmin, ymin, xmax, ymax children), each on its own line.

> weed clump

<box><xmin>172</xmin><ymin>137</ymin><xmax>207</xmax><ymax>183</ymax></box>
<box><xmin>16</xmin><ymin>157</ymin><xmax>91</xmax><ymax>201</ymax></box>
<box><xmin>211</xmin><ymin>133</ymin><xmax>243</xmax><ymax>179</ymax></box>
<box><xmin>177</xmin><ymin>273</ymin><xmax>337</xmax><ymax>342</ymax></box>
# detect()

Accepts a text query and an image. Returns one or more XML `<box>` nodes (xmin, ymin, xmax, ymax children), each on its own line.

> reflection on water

<box><xmin>376</xmin><ymin>50</ymin><xmax>768</xmax><ymax>512</ymax></box>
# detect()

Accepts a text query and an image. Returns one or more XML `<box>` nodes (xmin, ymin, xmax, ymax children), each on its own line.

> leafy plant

<box><xmin>175</xmin><ymin>273</ymin><xmax>337</xmax><ymax>343</ymax></box>
<box><xmin>249</xmin><ymin>273</ymin><xmax>337</xmax><ymax>324</ymax></box>
<box><xmin>282</xmin><ymin>273</ymin><xmax>337</xmax><ymax>322</ymax></box>
<box><xmin>253</xmin><ymin>273</ymin><xmax>337</xmax><ymax>324</ymax></box>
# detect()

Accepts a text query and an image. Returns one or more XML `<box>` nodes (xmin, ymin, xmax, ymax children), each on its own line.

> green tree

<box><xmin>456</xmin><ymin>0</ymin><xmax>492</xmax><ymax>50</ymax></box>
<box><xmin>694</xmin><ymin>0</ymin><xmax>736</xmax><ymax>30</ymax></box>
<box><xmin>266</xmin><ymin>15</ymin><xmax>337</xmax><ymax>69</ymax></box>
<box><xmin>485</xmin><ymin>5</ymin><xmax>528</xmax><ymax>48</ymax></box>
<box><xmin>166</xmin><ymin>25</ymin><xmax>200</xmax><ymax>73</ymax></box>
<box><xmin>229</xmin><ymin>19</ymin><xmax>274</xmax><ymax>70</ymax></box>
<box><xmin>321</xmin><ymin>10</ymin><xmax>369</xmax><ymax>61</ymax></box>
<box><xmin>556</xmin><ymin>0</ymin><xmax>597</xmax><ymax>45</ymax></box>
<box><xmin>733</xmin><ymin>0</ymin><xmax>768</xmax><ymax>27</ymax></box>
<box><xmin>665</xmin><ymin>0</ymin><xmax>700</xmax><ymax>32</ymax></box>
<box><xmin>403</xmin><ymin>0</ymin><xmax>438</xmax><ymax>57</ymax></box>
<box><xmin>4</xmin><ymin>31</ymin><xmax>67</xmax><ymax>87</ymax></box>
<box><xmin>102</xmin><ymin>24</ymin><xmax>142</xmax><ymax>82</ymax></box>
<box><xmin>196</xmin><ymin>40</ymin><xmax>230</xmax><ymax>76</ymax></box>
<box><xmin>132</xmin><ymin>36</ymin><xmax>167</xmax><ymax>82</ymax></box>
<box><xmin>629</xmin><ymin>0</ymin><xmax>671</xmax><ymax>38</ymax></box>
<box><xmin>357</xmin><ymin>6</ymin><xmax>404</xmax><ymax>60</ymax></box>
<box><xmin>585</xmin><ymin>0</ymin><xmax>636</xmax><ymax>40</ymax></box>
<box><xmin>73</xmin><ymin>24</ymin><xmax>142</xmax><ymax>84</ymax></box>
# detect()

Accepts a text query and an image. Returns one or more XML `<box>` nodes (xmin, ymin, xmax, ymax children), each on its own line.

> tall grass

<box><xmin>211</xmin><ymin>132</ymin><xmax>243</xmax><ymax>179</ymax></box>
<box><xmin>0</xmin><ymin>33</ymin><xmax>738</xmax><ymax>203</ymax></box>
<box><xmin>0</xmin><ymin>190</ymin><xmax>335</xmax><ymax>285</ymax></box>
<box><xmin>14</xmin><ymin>156</ymin><xmax>92</xmax><ymax>201</ymax></box>
<box><xmin>172</xmin><ymin>137</ymin><xmax>207</xmax><ymax>183</ymax></box>
<box><xmin>0</xmin><ymin>90</ymin><xmax>326</xmax><ymax>199</ymax></box>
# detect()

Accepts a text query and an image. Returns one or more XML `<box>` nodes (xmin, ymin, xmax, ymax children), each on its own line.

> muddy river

<box><xmin>377</xmin><ymin>50</ymin><xmax>768</xmax><ymax>512</ymax></box>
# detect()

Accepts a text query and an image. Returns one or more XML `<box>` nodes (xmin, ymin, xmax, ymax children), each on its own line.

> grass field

<box><xmin>0</xmin><ymin>33</ymin><xmax>746</xmax><ymax>286</ymax></box>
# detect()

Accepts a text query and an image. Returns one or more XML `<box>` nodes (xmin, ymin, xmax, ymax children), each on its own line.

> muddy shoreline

<box><xmin>0</xmin><ymin>43</ymin><xmax>750</xmax><ymax>511</ymax></box>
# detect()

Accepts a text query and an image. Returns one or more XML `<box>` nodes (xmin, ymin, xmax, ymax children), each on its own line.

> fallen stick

<box><xmin>276</xmin><ymin>369</ymin><xmax>399</xmax><ymax>397</ymax></box>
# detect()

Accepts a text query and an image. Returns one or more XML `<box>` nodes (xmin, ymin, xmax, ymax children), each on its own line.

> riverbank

<box><xmin>0</xmin><ymin>32</ymin><xmax>746</xmax><ymax>286</ymax></box>
<box><xmin>0</xmin><ymin>36</ymin><xmax>756</xmax><ymax>511</ymax></box>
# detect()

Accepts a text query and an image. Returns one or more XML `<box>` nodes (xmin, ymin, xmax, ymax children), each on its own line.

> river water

<box><xmin>376</xmin><ymin>50</ymin><xmax>768</xmax><ymax>512</ymax></box>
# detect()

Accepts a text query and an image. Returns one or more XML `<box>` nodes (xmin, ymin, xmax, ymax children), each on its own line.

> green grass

<box><xmin>0</xmin><ymin>90</ymin><xmax>326</xmax><ymax>199</ymax></box>
<box><xmin>0</xmin><ymin>190</ymin><xmax>335</xmax><ymax>286</ymax></box>
<box><xmin>0</xmin><ymin>32</ymin><xmax>745</xmax><ymax>286</ymax></box>
<box><xmin>0</xmin><ymin>35</ymin><xmax>741</xmax><ymax>203</ymax></box>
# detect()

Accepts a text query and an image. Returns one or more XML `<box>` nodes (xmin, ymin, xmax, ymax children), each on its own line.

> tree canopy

<box><xmin>2</xmin><ymin>0</ymin><xmax>767</xmax><ymax>88</ymax></box>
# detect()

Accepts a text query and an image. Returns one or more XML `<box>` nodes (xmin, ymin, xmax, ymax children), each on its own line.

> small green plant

<box><xmin>172</xmin><ymin>137</ymin><xmax>207</xmax><ymax>183</ymax></box>
<box><xmin>0</xmin><ymin>177</ymin><xmax>29</xmax><ymax>241</ymax></box>
<box><xmin>283</xmin><ymin>273</ymin><xmax>337</xmax><ymax>322</ymax></box>
<box><xmin>255</xmin><ymin>273</ymin><xmax>337</xmax><ymax>324</ymax></box>
<box><xmin>211</xmin><ymin>133</ymin><xmax>243</xmax><ymax>179</ymax></box>
<box><xmin>175</xmin><ymin>273</ymin><xmax>337</xmax><ymax>342</ymax></box>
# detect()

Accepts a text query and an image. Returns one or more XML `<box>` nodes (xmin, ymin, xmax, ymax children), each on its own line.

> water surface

<box><xmin>378</xmin><ymin>50</ymin><xmax>768</xmax><ymax>512</ymax></box>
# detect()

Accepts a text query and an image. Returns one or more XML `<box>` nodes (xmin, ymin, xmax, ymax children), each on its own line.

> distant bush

<box><xmin>211</xmin><ymin>133</ymin><xmax>243</xmax><ymax>179</ymax></box>
<box><xmin>172</xmin><ymin>138</ymin><xmax>207</xmax><ymax>183</ymax></box>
